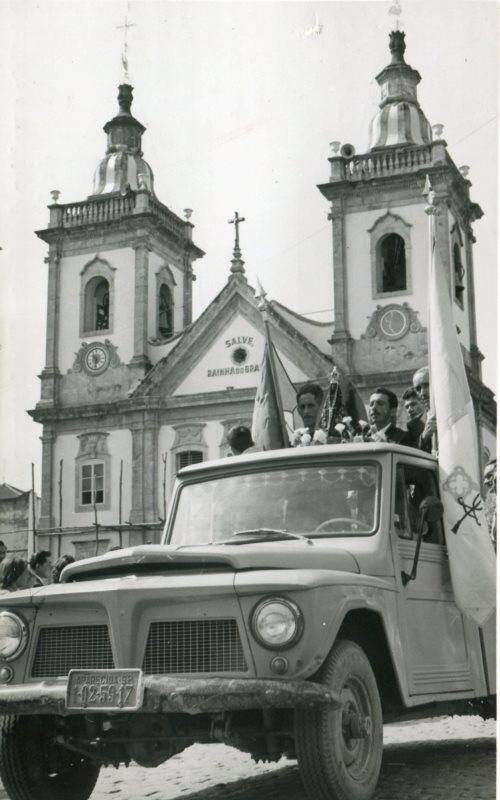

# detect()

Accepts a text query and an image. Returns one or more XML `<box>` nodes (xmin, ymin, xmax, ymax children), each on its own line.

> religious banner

<box><xmin>425</xmin><ymin>180</ymin><xmax>495</xmax><ymax>626</ymax></box>
<box><xmin>251</xmin><ymin>317</ymin><xmax>298</xmax><ymax>450</ymax></box>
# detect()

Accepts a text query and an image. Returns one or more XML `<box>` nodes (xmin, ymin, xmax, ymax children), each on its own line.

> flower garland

<box><xmin>292</xmin><ymin>418</ymin><xmax>372</xmax><ymax>447</ymax></box>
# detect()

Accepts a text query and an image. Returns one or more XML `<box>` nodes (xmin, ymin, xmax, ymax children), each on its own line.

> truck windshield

<box><xmin>167</xmin><ymin>463</ymin><xmax>380</xmax><ymax>546</ymax></box>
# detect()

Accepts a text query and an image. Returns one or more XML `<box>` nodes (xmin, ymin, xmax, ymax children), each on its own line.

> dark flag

<box><xmin>251</xmin><ymin>319</ymin><xmax>298</xmax><ymax>450</ymax></box>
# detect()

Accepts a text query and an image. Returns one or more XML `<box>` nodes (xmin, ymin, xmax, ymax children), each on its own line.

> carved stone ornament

<box><xmin>362</xmin><ymin>303</ymin><xmax>425</xmax><ymax>342</ymax></box>
<box><xmin>76</xmin><ymin>431</ymin><xmax>110</xmax><ymax>459</ymax></box>
<box><xmin>172</xmin><ymin>424</ymin><xmax>206</xmax><ymax>448</ymax></box>
<box><xmin>70</xmin><ymin>339</ymin><xmax>122</xmax><ymax>375</ymax></box>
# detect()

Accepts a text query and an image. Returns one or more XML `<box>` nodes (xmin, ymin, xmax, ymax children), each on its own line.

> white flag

<box><xmin>426</xmin><ymin>185</ymin><xmax>495</xmax><ymax>626</ymax></box>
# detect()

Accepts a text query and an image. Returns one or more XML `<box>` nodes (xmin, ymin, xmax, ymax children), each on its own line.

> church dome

<box><xmin>90</xmin><ymin>83</ymin><xmax>155</xmax><ymax>196</ymax></box>
<box><xmin>92</xmin><ymin>151</ymin><xmax>154</xmax><ymax>195</ymax></box>
<box><xmin>369</xmin><ymin>31</ymin><xmax>432</xmax><ymax>150</ymax></box>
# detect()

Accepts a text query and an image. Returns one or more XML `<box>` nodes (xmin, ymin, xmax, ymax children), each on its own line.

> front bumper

<box><xmin>0</xmin><ymin>676</ymin><xmax>339</xmax><ymax>716</ymax></box>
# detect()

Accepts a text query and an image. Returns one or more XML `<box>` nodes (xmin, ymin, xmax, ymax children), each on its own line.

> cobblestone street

<box><xmin>75</xmin><ymin>715</ymin><xmax>495</xmax><ymax>800</ymax></box>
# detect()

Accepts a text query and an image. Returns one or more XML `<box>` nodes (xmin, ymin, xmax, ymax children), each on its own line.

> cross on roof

<box><xmin>228</xmin><ymin>211</ymin><xmax>245</xmax><ymax>251</ymax></box>
<box><xmin>116</xmin><ymin>14</ymin><xmax>136</xmax><ymax>81</ymax></box>
<box><xmin>228</xmin><ymin>212</ymin><xmax>246</xmax><ymax>276</ymax></box>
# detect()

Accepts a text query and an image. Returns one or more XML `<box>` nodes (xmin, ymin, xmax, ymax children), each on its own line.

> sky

<box><xmin>0</xmin><ymin>0</ymin><xmax>497</xmax><ymax>492</ymax></box>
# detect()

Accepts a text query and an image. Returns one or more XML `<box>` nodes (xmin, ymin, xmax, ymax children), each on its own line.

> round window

<box><xmin>231</xmin><ymin>346</ymin><xmax>248</xmax><ymax>365</ymax></box>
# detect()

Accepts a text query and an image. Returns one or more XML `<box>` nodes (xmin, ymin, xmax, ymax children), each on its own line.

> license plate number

<box><xmin>66</xmin><ymin>669</ymin><xmax>143</xmax><ymax>711</ymax></box>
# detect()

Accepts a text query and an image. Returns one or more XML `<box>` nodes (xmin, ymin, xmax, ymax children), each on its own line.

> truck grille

<box><xmin>31</xmin><ymin>625</ymin><xmax>114</xmax><ymax>677</ymax></box>
<box><xmin>143</xmin><ymin>619</ymin><xmax>248</xmax><ymax>674</ymax></box>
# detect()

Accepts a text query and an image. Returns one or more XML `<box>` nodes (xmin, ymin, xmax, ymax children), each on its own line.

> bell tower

<box><xmin>32</xmin><ymin>82</ymin><xmax>204</xmax><ymax>531</ymax></box>
<box><xmin>35</xmin><ymin>82</ymin><xmax>204</xmax><ymax>412</ymax></box>
<box><xmin>319</xmin><ymin>31</ymin><xmax>484</xmax><ymax>398</ymax></box>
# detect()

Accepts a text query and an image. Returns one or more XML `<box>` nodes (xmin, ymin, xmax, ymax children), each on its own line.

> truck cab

<box><xmin>0</xmin><ymin>442</ymin><xmax>494</xmax><ymax>800</ymax></box>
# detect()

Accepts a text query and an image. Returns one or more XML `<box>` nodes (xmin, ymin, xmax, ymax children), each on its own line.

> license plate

<box><xmin>66</xmin><ymin>669</ymin><xmax>143</xmax><ymax>711</ymax></box>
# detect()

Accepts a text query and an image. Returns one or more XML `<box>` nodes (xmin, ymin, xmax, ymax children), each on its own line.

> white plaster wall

<box><xmin>174</xmin><ymin>315</ymin><xmax>308</xmax><ymax>396</ymax></box>
<box><xmin>344</xmin><ymin>204</ymin><xmax>428</xmax><ymax>339</ymax></box>
<box><xmin>157</xmin><ymin>424</ymin><xmax>176</xmax><ymax>519</ymax></box>
<box><xmin>148</xmin><ymin>251</ymin><xmax>184</xmax><ymax>340</ymax></box>
<box><xmin>205</xmin><ymin>421</ymin><xmax>224</xmax><ymax>460</ymax></box>
<box><xmin>58</xmin><ymin>248</ymin><xmax>135</xmax><ymax>371</ymax></box>
<box><xmin>53</xmin><ymin>428</ymin><xmax>132</xmax><ymax>528</ymax></box>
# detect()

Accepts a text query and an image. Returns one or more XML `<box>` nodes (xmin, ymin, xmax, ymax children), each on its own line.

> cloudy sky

<box><xmin>0</xmin><ymin>0</ymin><xmax>497</xmax><ymax>490</ymax></box>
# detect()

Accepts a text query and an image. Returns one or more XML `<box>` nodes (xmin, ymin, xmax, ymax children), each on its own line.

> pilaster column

<box><xmin>129</xmin><ymin>413</ymin><xmax>159</xmax><ymax>524</ymax></box>
<box><xmin>39</xmin><ymin>245</ymin><xmax>62</xmax><ymax>406</ymax></box>
<box><xmin>464</xmin><ymin>228</ymin><xmax>481</xmax><ymax>380</ymax></box>
<box><xmin>143</xmin><ymin>419</ymin><xmax>159</xmax><ymax>522</ymax></box>
<box><xmin>182</xmin><ymin>252</ymin><xmax>193</xmax><ymax>328</ymax></box>
<box><xmin>129</xmin><ymin>423</ymin><xmax>144</xmax><ymax>525</ymax></box>
<box><xmin>38</xmin><ymin>427</ymin><xmax>56</xmax><ymax>530</ymax></box>
<box><xmin>328</xmin><ymin>201</ymin><xmax>349</xmax><ymax>338</ymax></box>
<box><xmin>129</xmin><ymin>240</ymin><xmax>151</xmax><ymax>371</ymax></box>
<box><xmin>433</xmin><ymin>197</ymin><xmax>452</xmax><ymax>297</ymax></box>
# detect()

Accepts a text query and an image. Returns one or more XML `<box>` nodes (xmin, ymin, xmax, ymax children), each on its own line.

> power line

<box><xmin>451</xmin><ymin>116</ymin><xmax>497</xmax><ymax>147</ymax></box>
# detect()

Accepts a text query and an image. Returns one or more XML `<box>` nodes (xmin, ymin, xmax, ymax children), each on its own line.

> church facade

<box><xmin>30</xmin><ymin>31</ymin><xmax>496</xmax><ymax>558</ymax></box>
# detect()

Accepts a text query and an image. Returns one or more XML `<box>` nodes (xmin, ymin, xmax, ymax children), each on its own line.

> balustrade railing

<box><xmin>53</xmin><ymin>191</ymin><xmax>187</xmax><ymax>239</ymax></box>
<box><xmin>337</xmin><ymin>144</ymin><xmax>433</xmax><ymax>182</ymax></box>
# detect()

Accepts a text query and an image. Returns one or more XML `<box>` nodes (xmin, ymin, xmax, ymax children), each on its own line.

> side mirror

<box><xmin>401</xmin><ymin>496</ymin><xmax>444</xmax><ymax>586</ymax></box>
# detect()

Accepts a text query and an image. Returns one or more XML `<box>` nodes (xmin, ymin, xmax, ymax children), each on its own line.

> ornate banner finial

<box><xmin>117</xmin><ymin>10</ymin><xmax>136</xmax><ymax>83</ymax></box>
<box><xmin>228</xmin><ymin>211</ymin><xmax>246</xmax><ymax>275</ymax></box>
<box><xmin>388</xmin><ymin>0</ymin><xmax>403</xmax><ymax>30</ymax></box>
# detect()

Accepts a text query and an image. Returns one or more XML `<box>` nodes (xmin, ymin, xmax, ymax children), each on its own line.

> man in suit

<box><xmin>368</xmin><ymin>387</ymin><xmax>409</xmax><ymax>444</ymax></box>
<box><xmin>411</xmin><ymin>366</ymin><xmax>436</xmax><ymax>452</ymax></box>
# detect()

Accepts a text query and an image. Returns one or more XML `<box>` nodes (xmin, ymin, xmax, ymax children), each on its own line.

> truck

<box><xmin>0</xmin><ymin>442</ymin><xmax>495</xmax><ymax>800</ymax></box>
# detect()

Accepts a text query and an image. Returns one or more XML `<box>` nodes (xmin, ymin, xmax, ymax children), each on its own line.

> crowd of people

<box><xmin>0</xmin><ymin>549</ymin><xmax>76</xmax><ymax>594</ymax></box>
<box><xmin>226</xmin><ymin>364</ymin><xmax>496</xmax><ymax>551</ymax></box>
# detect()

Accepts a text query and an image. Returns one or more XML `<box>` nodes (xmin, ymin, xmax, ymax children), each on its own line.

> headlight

<box><xmin>0</xmin><ymin>612</ymin><xmax>28</xmax><ymax>661</ymax></box>
<box><xmin>251</xmin><ymin>598</ymin><xmax>303</xmax><ymax>650</ymax></box>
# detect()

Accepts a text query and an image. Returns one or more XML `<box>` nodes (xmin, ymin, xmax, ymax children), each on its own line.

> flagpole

<box><xmin>263</xmin><ymin>317</ymin><xmax>290</xmax><ymax>447</ymax></box>
<box><xmin>424</xmin><ymin>176</ymin><xmax>438</xmax><ymax>455</ymax></box>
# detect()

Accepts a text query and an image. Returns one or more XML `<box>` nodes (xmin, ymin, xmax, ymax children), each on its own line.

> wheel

<box><xmin>0</xmin><ymin>715</ymin><xmax>101</xmax><ymax>800</ymax></box>
<box><xmin>295</xmin><ymin>639</ymin><xmax>383</xmax><ymax>800</ymax></box>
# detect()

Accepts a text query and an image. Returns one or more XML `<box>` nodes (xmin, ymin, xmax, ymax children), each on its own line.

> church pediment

<box><xmin>134</xmin><ymin>278</ymin><xmax>332</xmax><ymax>399</ymax></box>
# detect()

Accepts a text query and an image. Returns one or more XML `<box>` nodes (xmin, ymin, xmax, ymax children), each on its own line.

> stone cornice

<box><xmin>37</xmin><ymin>214</ymin><xmax>204</xmax><ymax>262</ymax></box>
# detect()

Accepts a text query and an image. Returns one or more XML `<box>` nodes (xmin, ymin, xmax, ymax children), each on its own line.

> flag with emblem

<box><xmin>425</xmin><ymin>177</ymin><xmax>495</xmax><ymax>626</ymax></box>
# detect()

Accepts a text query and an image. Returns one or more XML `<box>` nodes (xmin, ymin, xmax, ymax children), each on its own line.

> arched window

<box><xmin>176</xmin><ymin>450</ymin><xmax>203</xmax><ymax>471</ymax></box>
<box><xmin>453</xmin><ymin>243</ymin><xmax>465</xmax><ymax>306</ymax></box>
<box><xmin>79</xmin><ymin>256</ymin><xmax>115</xmax><ymax>337</ymax></box>
<box><xmin>369</xmin><ymin>213</ymin><xmax>412</xmax><ymax>299</ymax></box>
<box><xmin>83</xmin><ymin>276</ymin><xmax>110</xmax><ymax>333</ymax></box>
<box><xmin>158</xmin><ymin>283</ymin><xmax>174</xmax><ymax>338</ymax></box>
<box><xmin>379</xmin><ymin>234</ymin><xmax>406</xmax><ymax>293</ymax></box>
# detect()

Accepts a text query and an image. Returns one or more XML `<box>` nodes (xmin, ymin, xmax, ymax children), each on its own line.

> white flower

<box><xmin>301</xmin><ymin>433</ymin><xmax>312</xmax><ymax>446</ymax></box>
<box><xmin>342</xmin><ymin>416</ymin><xmax>353</xmax><ymax>426</ymax></box>
<box><xmin>334</xmin><ymin>423</ymin><xmax>346</xmax><ymax>435</ymax></box>
<box><xmin>292</xmin><ymin>427</ymin><xmax>309</xmax><ymax>445</ymax></box>
<box><xmin>358</xmin><ymin>419</ymin><xmax>369</xmax><ymax>429</ymax></box>
<box><xmin>313</xmin><ymin>429</ymin><xmax>328</xmax><ymax>445</ymax></box>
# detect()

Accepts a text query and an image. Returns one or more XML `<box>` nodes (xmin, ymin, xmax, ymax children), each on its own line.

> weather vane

<box><xmin>117</xmin><ymin>3</ymin><xmax>136</xmax><ymax>83</ymax></box>
<box><xmin>388</xmin><ymin>0</ymin><xmax>403</xmax><ymax>30</ymax></box>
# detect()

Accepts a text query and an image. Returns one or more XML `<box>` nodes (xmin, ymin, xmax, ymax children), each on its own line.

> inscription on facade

<box><xmin>207</xmin><ymin>333</ymin><xmax>259</xmax><ymax>378</ymax></box>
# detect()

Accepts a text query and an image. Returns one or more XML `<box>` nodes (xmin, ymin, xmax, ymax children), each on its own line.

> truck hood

<box><xmin>62</xmin><ymin>542</ymin><xmax>360</xmax><ymax>582</ymax></box>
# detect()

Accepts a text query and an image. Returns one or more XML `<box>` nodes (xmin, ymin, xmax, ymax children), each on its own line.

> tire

<box><xmin>0</xmin><ymin>715</ymin><xmax>101</xmax><ymax>800</ymax></box>
<box><xmin>295</xmin><ymin>639</ymin><xmax>383</xmax><ymax>800</ymax></box>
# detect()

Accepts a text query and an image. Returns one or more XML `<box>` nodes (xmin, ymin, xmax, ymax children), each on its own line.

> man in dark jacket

<box><xmin>368</xmin><ymin>388</ymin><xmax>410</xmax><ymax>444</ymax></box>
<box><xmin>402</xmin><ymin>387</ymin><xmax>427</xmax><ymax>448</ymax></box>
